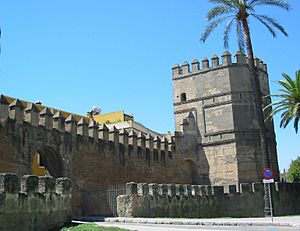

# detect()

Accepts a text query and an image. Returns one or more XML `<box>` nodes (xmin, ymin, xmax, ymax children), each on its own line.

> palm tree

<box><xmin>200</xmin><ymin>0</ymin><xmax>290</xmax><ymax>170</ymax></box>
<box><xmin>265</xmin><ymin>70</ymin><xmax>300</xmax><ymax>133</ymax></box>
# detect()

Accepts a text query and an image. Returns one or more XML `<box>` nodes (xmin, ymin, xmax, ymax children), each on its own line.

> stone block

<box><xmin>56</xmin><ymin>178</ymin><xmax>72</xmax><ymax>194</ymax></box>
<box><xmin>183</xmin><ymin>184</ymin><xmax>192</xmax><ymax>196</ymax></box>
<box><xmin>137</xmin><ymin>183</ymin><xmax>149</xmax><ymax>196</ymax></box>
<box><xmin>158</xmin><ymin>184</ymin><xmax>168</xmax><ymax>196</ymax></box>
<box><xmin>0</xmin><ymin>173</ymin><xmax>19</xmax><ymax>193</ymax></box>
<box><xmin>191</xmin><ymin>185</ymin><xmax>200</xmax><ymax>196</ymax></box>
<box><xmin>212</xmin><ymin>186</ymin><xmax>224</xmax><ymax>195</ymax></box>
<box><xmin>240</xmin><ymin>183</ymin><xmax>251</xmax><ymax>193</ymax></box>
<box><xmin>149</xmin><ymin>183</ymin><xmax>158</xmax><ymax>197</ymax></box>
<box><xmin>199</xmin><ymin>185</ymin><xmax>207</xmax><ymax>196</ymax></box>
<box><xmin>228</xmin><ymin>185</ymin><xmax>238</xmax><ymax>194</ymax></box>
<box><xmin>252</xmin><ymin>182</ymin><xmax>264</xmax><ymax>193</ymax></box>
<box><xmin>21</xmin><ymin>175</ymin><xmax>39</xmax><ymax>193</ymax></box>
<box><xmin>167</xmin><ymin>184</ymin><xmax>176</xmax><ymax>197</ymax></box>
<box><xmin>175</xmin><ymin>184</ymin><xmax>184</xmax><ymax>196</ymax></box>
<box><xmin>204</xmin><ymin>185</ymin><xmax>212</xmax><ymax>196</ymax></box>
<box><xmin>126</xmin><ymin>182</ymin><xmax>138</xmax><ymax>195</ymax></box>
<box><xmin>38</xmin><ymin>176</ymin><xmax>55</xmax><ymax>193</ymax></box>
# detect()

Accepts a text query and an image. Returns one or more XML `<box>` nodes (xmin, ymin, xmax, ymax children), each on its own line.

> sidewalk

<box><xmin>74</xmin><ymin>215</ymin><xmax>300</xmax><ymax>227</ymax></box>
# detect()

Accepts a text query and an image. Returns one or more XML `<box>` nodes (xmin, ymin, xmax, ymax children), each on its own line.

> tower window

<box><xmin>180</xmin><ymin>93</ymin><xmax>187</xmax><ymax>102</ymax></box>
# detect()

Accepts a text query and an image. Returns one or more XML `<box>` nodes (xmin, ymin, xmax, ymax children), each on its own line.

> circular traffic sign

<box><xmin>262</xmin><ymin>168</ymin><xmax>274</xmax><ymax>180</ymax></box>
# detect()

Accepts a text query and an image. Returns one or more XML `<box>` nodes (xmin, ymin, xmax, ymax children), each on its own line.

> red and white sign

<box><xmin>262</xmin><ymin>168</ymin><xmax>274</xmax><ymax>180</ymax></box>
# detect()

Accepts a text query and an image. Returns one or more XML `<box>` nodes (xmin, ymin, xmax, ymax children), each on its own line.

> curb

<box><xmin>102</xmin><ymin>218</ymin><xmax>300</xmax><ymax>228</ymax></box>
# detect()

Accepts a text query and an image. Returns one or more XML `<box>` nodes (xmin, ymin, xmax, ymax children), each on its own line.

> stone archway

<box><xmin>32</xmin><ymin>147</ymin><xmax>63</xmax><ymax>178</ymax></box>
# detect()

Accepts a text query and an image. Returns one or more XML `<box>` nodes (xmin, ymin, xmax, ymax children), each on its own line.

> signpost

<box><xmin>262</xmin><ymin>168</ymin><xmax>274</xmax><ymax>222</ymax></box>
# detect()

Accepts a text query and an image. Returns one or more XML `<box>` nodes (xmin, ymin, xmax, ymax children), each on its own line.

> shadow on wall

<box><xmin>177</xmin><ymin>112</ymin><xmax>210</xmax><ymax>185</ymax></box>
<box><xmin>183</xmin><ymin>151</ymin><xmax>210</xmax><ymax>185</ymax></box>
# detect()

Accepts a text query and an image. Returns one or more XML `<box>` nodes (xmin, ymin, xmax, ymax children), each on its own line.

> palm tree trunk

<box><xmin>241</xmin><ymin>18</ymin><xmax>272</xmax><ymax>217</ymax></box>
<box><xmin>241</xmin><ymin>18</ymin><xmax>271</xmax><ymax>169</ymax></box>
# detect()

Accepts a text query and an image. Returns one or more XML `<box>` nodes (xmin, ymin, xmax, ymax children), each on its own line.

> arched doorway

<box><xmin>32</xmin><ymin>147</ymin><xmax>63</xmax><ymax>178</ymax></box>
<box><xmin>183</xmin><ymin>159</ymin><xmax>198</xmax><ymax>184</ymax></box>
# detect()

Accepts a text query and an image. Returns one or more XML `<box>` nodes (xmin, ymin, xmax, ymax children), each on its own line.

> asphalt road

<box><xmin>97</xmin><ymin>222</ymin><xmax>300</xmax><ymax>231</ymax></box>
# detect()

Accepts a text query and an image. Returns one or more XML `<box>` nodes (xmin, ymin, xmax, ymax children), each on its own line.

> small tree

<box><xmin>265</xmin><ymin>70</ymin><xmax>300</xmax><ymax>133</ymax></box>
<box><xmin>287</xmin><ymin>156</ymin><xmax>300</xmax><ymax>182</ymax></box>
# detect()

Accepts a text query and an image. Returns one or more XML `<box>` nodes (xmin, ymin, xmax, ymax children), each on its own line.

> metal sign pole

<box><xmin>268</xmin><ymin>183</ymin><xmax>273</xmax><ymax>222</ymax></box>
<box><xmin>262</xmin><ymin>168</ymin><xmax>274</xmax><ymax>219</ymax></box>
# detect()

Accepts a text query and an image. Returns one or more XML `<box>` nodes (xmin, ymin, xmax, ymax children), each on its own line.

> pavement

<box><xmin>73</xmin><ymin>215</ymin><xmax>300</xmax><ymax>228</ymax></box>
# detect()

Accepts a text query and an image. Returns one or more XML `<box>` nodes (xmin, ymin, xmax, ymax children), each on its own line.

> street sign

<box><xmin>262</xmin><ymin>168</ymin><xmax>274</xmax><ymax>180</ymax></box>
<box><xmin>263</xmin><ymin>179</ymin><xmax>274</xmax><ymax>183</ymax></box>
<box><xmin>262</xmin><ymin>168</ymin><xmax>274</xmax><ymax>222</ymax></box>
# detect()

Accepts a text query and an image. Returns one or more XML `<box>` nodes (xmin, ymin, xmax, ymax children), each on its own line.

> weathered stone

<box><xmin>0</xmin><ymin>173</ymin><xmax>19</xmax><ymax>193</ymax></box>
<box><xmin>0</xmin><ymin>174</ymin><xmax>72</xmax><ymax>231</ymax></box>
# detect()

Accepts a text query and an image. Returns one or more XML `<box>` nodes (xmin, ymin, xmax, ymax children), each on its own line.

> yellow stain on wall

<box><xmin>32</xmin><ymin>153</ymin><xmax>47</xmax><ymax>176</ymax></box>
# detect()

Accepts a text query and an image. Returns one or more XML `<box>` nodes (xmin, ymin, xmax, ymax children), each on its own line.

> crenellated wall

<box><xmin>172</xmin><ymin>51</ymin><xmax>268</xmax><ymax>77</ymax></box>
<box><xmin>172</xmin><ymin>51</ymin><xmax>279</xmax><ymax>186</ymax></box>
<box><xmin>117</xmin><ymin>182</ymin><xmax>300</xmax><ymax>218</ymax></box>
<box><xmin>0</xmin><ymin>173</ymin><xmax>71</xmax><ymax>231</ymax></box>
<box><xmin>0</xmin><ymin>50</ymin><xmax>282</xmax><ymax>217</ymax></box>
<box><xmin>0</xmin><ymin>94</ymin><xmax>193</xmax><ymax>216</ymax></box>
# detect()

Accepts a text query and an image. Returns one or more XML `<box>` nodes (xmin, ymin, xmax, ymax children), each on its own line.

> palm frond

<box><xmin>251</xmin><ymin>14</ymin><xmax>276</xmax><ymax>37</ymax></box>
<box><xmin>278</xmin><ymin>89</ymin><xmax>293</xmax><ymax>95</ymax></box>
<box><xmin>200</xmin><ymin>16</ymin><xmax>231</xmax><ymax>43</ymax></box>
<box><xmin>264</xmin><ymin>100</ymin><xmax>290</xmax><ymax>110</ymax></box>
<box><xmin>207</xmin><ymin>6</ymin><xmax>233</xmax><ymax>21</ymax></box>
<box><xmin>280</xmin><ymin>109</ymin><xmax>294</xmax><ymax>128</ymax></box>
<box><xmin>282</xmin><ymin>73</ymin><xmax>296</xmax><ymax>87</ymax></box>
<box><xmin>254</xmin><ymin>14</ymin><xmax>288</xmax><ymax>36</ymax></box>
<box><xmin>278</xmin><ymin>78</ymin><xmax>296</xmax><ymax>93</ymax></box>
<box><xmin>264</xmin><ymin>104</ymin><xmax>287</xmax><ymax>121</ymax></box>
<box><xmin>294</xmin><ymin>116</ymin><xmax>299</xmax><ymax>133</ymax></box>
<box><xmin>236</xmin><ymin>19</ymin><xmax>245</xmax><ymax>52</ymax></box>
<box><xmin>249</xmin><ymin>0</ymin><xmax>291</xmax><ymax>11</ymax></box>
<box><xmin>295</xmin><ymin>70</ymin><xmax>300</xmax><ymax>98</ymax></box>
<box><xmin>209</xmin><ymin>0</ymin><xmax>237</xmax><ymax>8</ymax></box>
<box><xmin>270</xmin><ymin>94</ymin><xmax>295</xmax><ymax>101</ymax></box>
<box><xmin>223</xmin><ymin>18</ymin><xmax>235</xmax><ymax>48</ymax></box>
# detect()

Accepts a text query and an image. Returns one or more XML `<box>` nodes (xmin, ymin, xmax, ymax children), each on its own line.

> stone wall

<box><xmin>0</xmin><ymin>95</ymin><xmax>193</xmax><ymax>216</ymax></box>
<box><xmin>0</xmin><ymin>173</ymin><xmax>72</xmax><ymax>231</ymax></box>
<box><xmin>117</xmin><ymin>182</ymin><xmax>300</xmax><ymax>218</ymax></box>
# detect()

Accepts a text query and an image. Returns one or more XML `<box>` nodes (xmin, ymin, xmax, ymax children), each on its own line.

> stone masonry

<box><xmin>117</xmin><ymin>182</ymin><xmax>300</xmax><ymax>218</ymax></box>
<box><xmin>172</xmin><ymin>51</ymin><xmax>279</xmax><ymax>185</ymax></box>
<box><xmin>0</xmin><ymin>173</ymin><xmax>72</xmax><ymax>231</ymax></box>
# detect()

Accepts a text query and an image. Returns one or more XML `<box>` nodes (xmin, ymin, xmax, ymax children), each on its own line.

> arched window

<box><xmin>180</xmin><ymin>93</ymin><xmax>187</xmax><ymax>102</ymax></box>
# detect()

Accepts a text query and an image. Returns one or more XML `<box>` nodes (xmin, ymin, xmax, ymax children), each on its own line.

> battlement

<box><xmin>124</xmin><ymin>182</ymin><xmax>300</xmax><ymax>197</ymax></box>
<box><xmin>0</xmin><ymin>173</ymin><xmax>72</xmax><ymax>231</ymax></box>
<box><xmin>123</xmin><ymin>182</ymin><xmax>261</xmax><ymax>197</ymax></box>
<box><xmin>0</xmin><ymin>173</ymin><xmax>71</xmax><ymax>194</ymax></box>
<box><xmin>172</xmin><ymin>51</ymin><xmax>267</xmax><ymax>78</ymax></box>
<box><xmin>117</xmin><ymin>182</ymin><xmax>300</xmax><ymax>218</ymax></box>
<box><xmin>0</xmin><ymin>94</ymin><xmax>175</xmax><ymax>165</ymax></box>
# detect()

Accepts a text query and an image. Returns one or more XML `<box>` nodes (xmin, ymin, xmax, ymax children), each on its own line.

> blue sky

<box><xmin>0</xmin><ymin>0</ymin><xmax>299</xmax><ymax>171</ymax></box>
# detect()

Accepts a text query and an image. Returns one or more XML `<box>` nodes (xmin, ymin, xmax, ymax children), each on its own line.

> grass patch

<box><xmin>60</xmin><ymin>223</ymin><xmax>129</xmax><ymax>231</ymax></box>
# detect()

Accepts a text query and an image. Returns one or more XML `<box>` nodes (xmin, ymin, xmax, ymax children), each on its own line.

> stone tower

<box><xmin>172</xmin><ymin>51</ymin><xmax>279</xmax><ymax>185</ymax></box>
